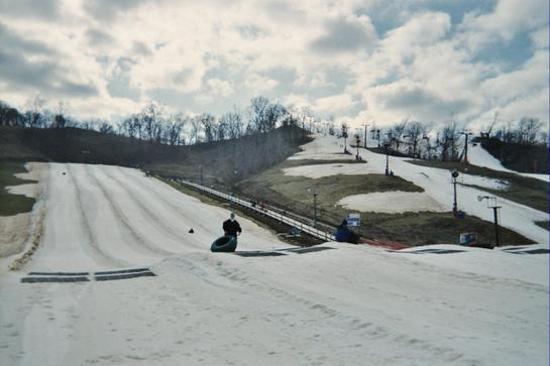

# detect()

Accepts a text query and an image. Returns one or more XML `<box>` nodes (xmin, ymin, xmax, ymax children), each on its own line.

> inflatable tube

<box><xmin>211</xmin><ymin>236</ymin><xmax>237</xmax><ymax>252</ymax></box>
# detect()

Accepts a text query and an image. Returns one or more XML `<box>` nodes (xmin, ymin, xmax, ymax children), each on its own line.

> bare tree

<box><xmin>189</xmin><ymin>116</ymin><xmax>202</xmax><ymax>144</ymax></box>
<box><xmin>404</xmin><ymin>121</ymin><xmax>425</xmax><ymax>157</ymax></box>
<box><xmin>518</xmin><ymin>117</ymin><xmax>542</xmax><ymax>144</ymax></box>
<box><xmin>216</xmin><ymin>116</ymin><xmax>228</xmax><ymax>141</ymax></box>
<box><xmin>482</xmin><ymin>111</ymin><xmax>499</xmax><ymax>138</ymax></box>
<box><xmin>221</xmin><ymin>109</ymin><xmax>244</xmax><ymax>140</ymax></box>
<box><xmin>0</xmin><ymin>102</ymin><xmax>22</xmax><ymax>127</ymax></box>
<box><xmin>96</xmin><ymin>121</ymin><xmax>113</xmax><ymax>134</ymax></box>
<box><xmin>390</xmin><ymin>119</ymin><xmax>408</xmax><ymax>151</ymax></box>
<box><xmin>52</xmin><ymin>101</ymin><xmax>69</xmax><ymax>128</ymax></box>
<box><xmin>139</xmin><ymin>102</ymin><xmax>164</xmax><ymax>141</ymax></box>
<box><xmin>165</xmin><ymin>113</ymin><xmax>187</xmax><ymax>145</ymax></box>
<box><xmin>439</xmin><ymin>120</ymin><xmax>459</xmax><ymax>161</ymax></box>
<box><xmin>198</xmin><ymin>113</ymin><xmax>216</xmax><ymax>142</ymax></box>
<box><xmin>23</xmin><ymin>95</ymin><xmax>46</xmax><ymax>128</ymax></box>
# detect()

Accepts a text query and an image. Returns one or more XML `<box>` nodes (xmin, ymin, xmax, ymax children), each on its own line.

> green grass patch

<box><xmin>408</xmin><ymin>160</ymin><xmax>547</xmax><ymax>213</ymax></box>
<box><xmin>0</xmin><ymin>161</ymin><xmax>36</xmax><ymax>216</ymax></box>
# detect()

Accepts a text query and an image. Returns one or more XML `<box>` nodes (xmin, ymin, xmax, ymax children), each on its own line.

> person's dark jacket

<box><xmin>223</xmin><ymin>219</ymin><xmax>242</xmax><ymax>237</ymax></box>
<box><xmin>335</xmin><ymin>225</ymin><xmax>351</xmax><ymax>242</ymax></box>
<box><xmin>335</xmin><ymin>220</ymin><xmax>359</xmax><ymax>244</ymax></box>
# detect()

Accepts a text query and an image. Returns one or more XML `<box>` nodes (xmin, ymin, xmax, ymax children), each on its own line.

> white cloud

<box><xmin>245</xmin><ymin>74</ymin><xmax>279</xmax><ymax>92</ymax></box>
<box><xmin>0</xmin><ymin>0</ymin><xmax>546</xmax><ymax>129</ymax></box>
<box><xmin>459</xmin><ymin>0</ymin><xmax>548</xmax><ymax>52</ymax></box>
<box><xmin>206</xmin><ymin>78</ymin><xmax>234</xmax><ymax>97</ymax></box>
<box><xmin>313</xmin><ymin>94</ymin><xmax>356</xmax><ymax>113</ymax></box>
<box><xmin>530</xmin><ymin>26</ymin><xmax>549</xmax><ymax>50</ymax></box>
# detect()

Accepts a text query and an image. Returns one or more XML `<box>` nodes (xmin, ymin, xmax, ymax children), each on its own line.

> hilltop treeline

<box><xmin>1</xmin><ymin>97</ymin><xmax>546</xmax><ymax>172</ymax></box>
<box><xmin>0</xmin><ymin>96</ymin><xmax>315</xmax><ymax>146</ymax></box>
<box><xmin>345</xmin><ymin>115</ymin><xmax>547</xmax><ymax>167</ymax></box>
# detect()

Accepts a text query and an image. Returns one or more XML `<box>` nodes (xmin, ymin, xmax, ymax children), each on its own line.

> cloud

<box><xmin>86</xmin><ymin>28</ymin><xmax>114</xmax><ymax>46</ymax></box>
<box><xmin>206</xmin><ymin>78</ymin><xmax>234</xmax><ymax>97</ymax></box>
<box><xmin>0</xmin><ymin>0</ymin><xmax>546</xmax><ymax>129</ymax></box>
<box><xmin>84</xmin><ymin>0</ymin><xmax>150</xmax><ymax>22</ymax></box>
<box><xmin>313</xmin><ymin>94</ymin><xmax>357</xmax><ymax>114</ymax></box>
<box><xmin>310</xmin><ymin>15</ymin><xmax>377</xmax><ymax>54</ymax></box>
<box><xmin>263</xmin><ymin>1</ymin><xmax>307</xmax><ymax>23</ymax></box>
<box><xmin>0</xmin><ymin>23</ymin><xmax>97</xmax><ymax>97</ymax></box>
<box><xmin>0</xmin><ymin>0</ymin><xmax>59</xmax><ymax>20</ymax></box>
<box><xmin>235</xmin><ymin>24</ymin><xmax>265</xmax><ymax>40</ymax></box>
<box><xmin>367</xmin><ymin>81</ymin><xmax>472</xmax><ymax>122</ymax></box>
<box><xmin>245</xmin><ymin>74</ymin><xmax>279</xmax><ymax>92</ymax></box>
<box><xmin>459</xmin><ymin>0</ymin><xmax>548</xmax><ymax>52</ymax></box>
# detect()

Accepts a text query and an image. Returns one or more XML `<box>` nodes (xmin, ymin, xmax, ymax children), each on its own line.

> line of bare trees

<box><xmin>0</xmin><ymin>96</ymin><xmax>316</xmax><ymax>147</ymax></box>
<box><xmin>351</xmin><ymin>115</ymin><xmax>547</xmax><ymax>162</ymax></box>
<box><xmin>2</xmin><ymin>96</ymin><xmax>546</xmax><ymax>161</ymax></box>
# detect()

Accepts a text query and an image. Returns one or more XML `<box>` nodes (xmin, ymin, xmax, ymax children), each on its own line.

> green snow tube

<box><xmin>211</xmin><ymin>236</ymin><xmax>237</xmax><ymax>252</ymax></box>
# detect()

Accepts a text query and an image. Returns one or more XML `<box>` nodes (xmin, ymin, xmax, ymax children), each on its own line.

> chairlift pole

<box><xmin>492</xmin><ymin>205</ymin><xmax>501</xmax><ymax>247</ymax></box>
<box><xmin>313</xmin><ymin>192</ymin><xmax>318</xmax><ymax>228</ymax></box>
<box><xmin>460</xmin><ymin>131</ymin><xmax>472</xmax><ymax>163</ymax></box>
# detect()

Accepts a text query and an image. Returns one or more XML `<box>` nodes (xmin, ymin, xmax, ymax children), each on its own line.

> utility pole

<box><xmin>492</xmin><ymin>205</ymin><xmax>501</xmax><ymax>246</ymax></box>
<box><xmin>362</xmin><ymin>123</ymin><xmax>369</xmax><ymax>148</ymax></box>
<box><xmin>451</xmin><ymin>169</ymin><xmax>459</xmax><ymax>215</ymax></box>
<box><xmin>479</xmin><ymin>196</ymin><xmax>501</xmax><ymax>247</ymax></box>
<box><xmin>313</xmin><ymin>192</ymin><xmax>318</xmax><ymax>228</ymax></box>
<box><xmin>384</xmin><ymin>141</ymin><xmax>391</xmax><ymax>176</ymax></box>
<box><xmin>460</xmin><ymin>131</ymin><xmax>472</xmax><ymax>163</ymax></box>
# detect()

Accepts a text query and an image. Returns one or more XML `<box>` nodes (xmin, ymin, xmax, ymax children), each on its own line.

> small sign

<box><xmin>347</xmin><ymin>213</ymin><xmax>361</xmax><ymax>227</ymax></box>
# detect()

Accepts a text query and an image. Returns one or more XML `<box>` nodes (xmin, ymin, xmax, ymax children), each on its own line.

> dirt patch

<box><xmin>0</xmin><ymin>162</ymin><xmax>47</xmax><ymax>259</ymax></box>
<box><xmin>0</xmin><ymin>213</ymin><xmax>32</xmax><ymax>257</ymax></box>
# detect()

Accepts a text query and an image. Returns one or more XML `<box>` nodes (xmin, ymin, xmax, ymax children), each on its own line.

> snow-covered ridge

<box><xmin>286</xmin><ymin>134</ymin><xmax>548</xmax><ymax>244</ymax></box>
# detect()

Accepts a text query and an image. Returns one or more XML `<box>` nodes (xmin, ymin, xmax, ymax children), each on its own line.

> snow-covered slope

<box><xmin>286</xmin><ymin>135</ymin><xmax>548</xmax><ymax>244</ymax></box>
<box><xmin>0</xmin><ymin>161</ymin><xmax>548</xmax><ymax>366</ymax></box>
<box><xmin>468</xmin><ymin>143</ymin><xmax>549</xmax><ymax>182</ymax></box>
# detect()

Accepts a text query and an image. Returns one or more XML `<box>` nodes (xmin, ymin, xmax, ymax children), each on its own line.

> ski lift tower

<box><xmin>478</xmin><ymin>195</ymin><xmax>502</xmax><ymax>246</ymax></box>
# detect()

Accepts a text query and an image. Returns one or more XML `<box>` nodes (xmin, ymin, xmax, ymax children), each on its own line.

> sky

<box><xmin>0</xmin><ymin>0</ymin><xmax>548</xmax><ymax>130</ymax></box>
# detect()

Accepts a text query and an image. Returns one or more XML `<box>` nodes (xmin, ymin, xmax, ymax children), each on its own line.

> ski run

<box><xmin>0</xmin><ymin>134</ymin><xmax>548</xmax><ymax>366</ymax></box>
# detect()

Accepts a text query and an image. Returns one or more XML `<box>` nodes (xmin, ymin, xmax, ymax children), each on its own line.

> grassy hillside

<box><xmin>0</xmin><ymin>161</ymin><xmax>36</xmax><ymax>216</ymax></box>
<box><xmin>237</xmin><ymin>160</ymin><xmax>533</xmax><ymax>246</ymax></box>
<box><xmin>0</xmin><ymin>125</ymin><xmax>310</xmax><ymax>185</ymax></box>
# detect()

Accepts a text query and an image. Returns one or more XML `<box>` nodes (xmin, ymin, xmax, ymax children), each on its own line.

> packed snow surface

<box><xmin>468</xmin><ymin>143</ymin><xmax>549</xmax><ymax>182</ymax></box>
<box><xmin>287</xmin><ymin>135</ymin><xmax>548</xmax><ymax>244</ymax></box>
<box><xmin>0</xmin><ymin>161</ymin><xmax>548</xmax><ymax>366</ymax></box>
<box><xmin>338</xmin><ymin>191</ymin><xmax>446</xmax><ymax>213</ymax></box>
